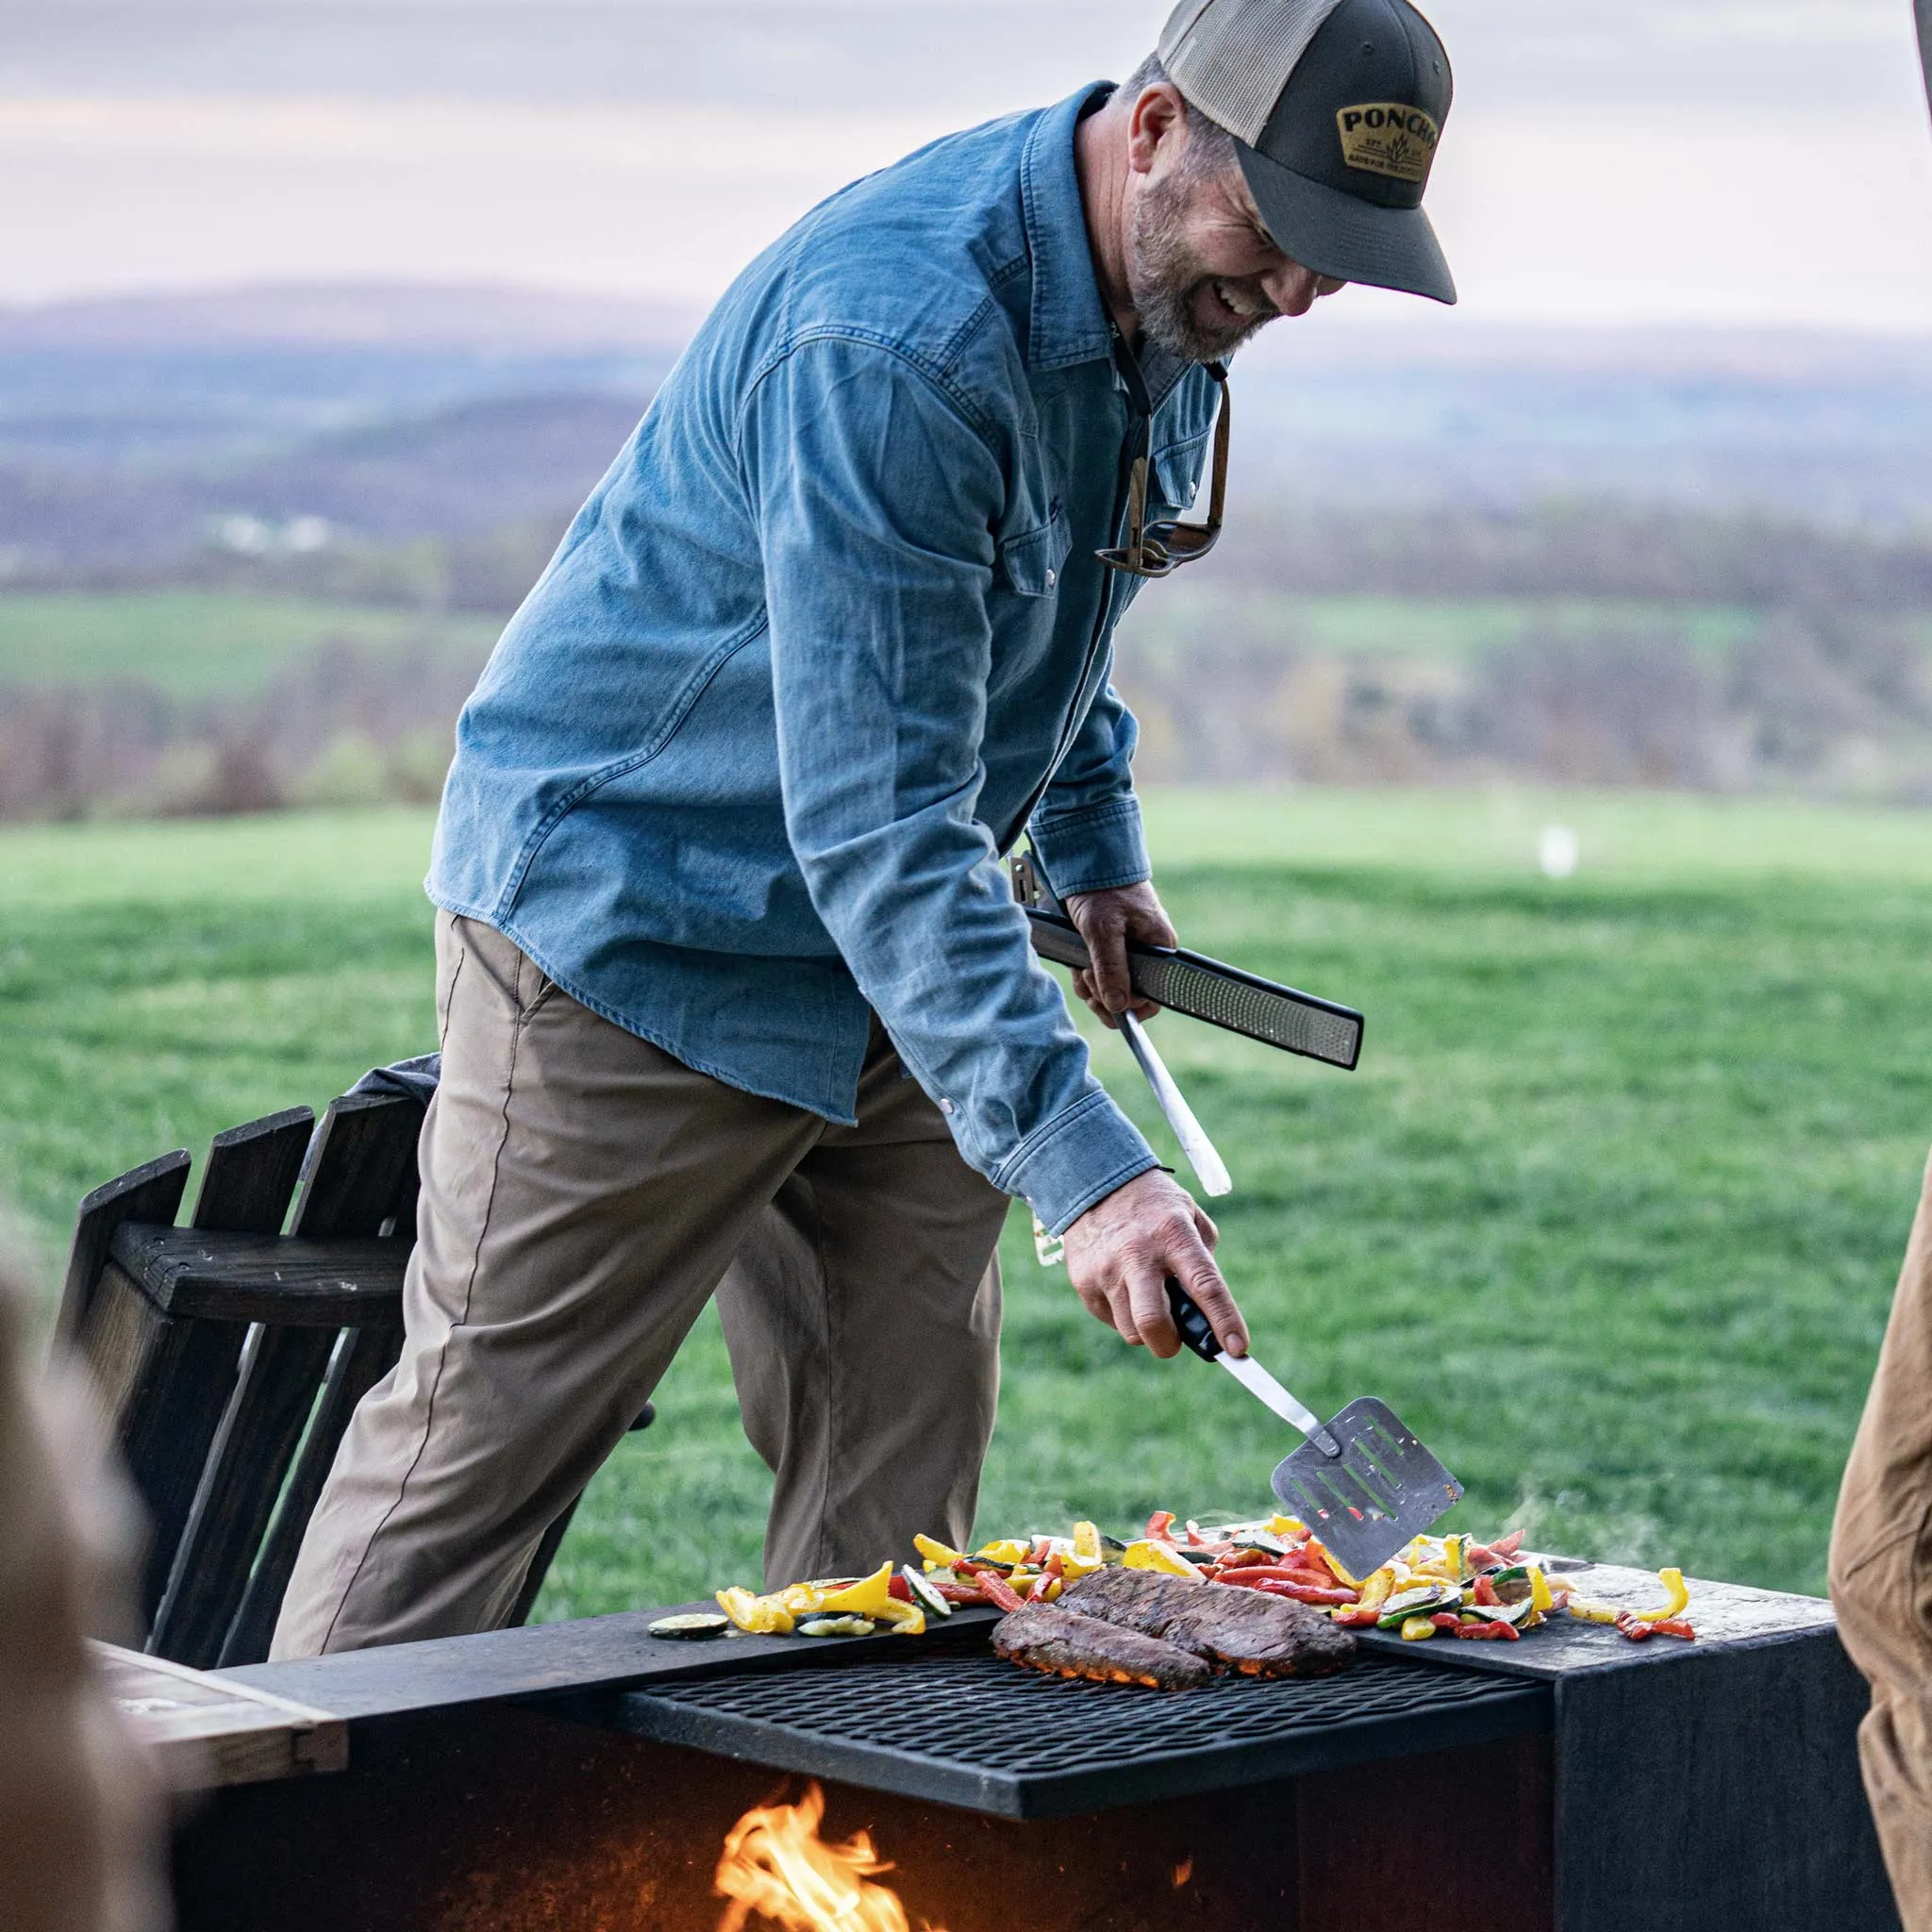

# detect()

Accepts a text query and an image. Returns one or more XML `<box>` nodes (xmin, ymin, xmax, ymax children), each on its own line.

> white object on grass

<box><xmin>1539</xmin><ymin>824</ymin><xmax>1579</xmax><ymax>879</ymax></box>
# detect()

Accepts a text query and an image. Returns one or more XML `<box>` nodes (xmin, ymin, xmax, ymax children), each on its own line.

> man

<box><xmin>274</xmin><ymin>0</ymin><xmax>1457</xmax><ymax>1657</ymax></box>
<box><xmin>1827</xmin><ymin>17</ymin><xmax>1932</xmax><ymax>1929</ymax></box>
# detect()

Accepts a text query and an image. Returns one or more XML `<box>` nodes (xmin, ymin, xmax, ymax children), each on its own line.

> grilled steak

<box><xmin>991</xmin><ymin>1601</ymin><xmax>1212</xmax><ymax>1690</ymax></box>
<box><xmin>1060</xmin><ymin>1568</ymin><xmax>1356</xmax><ymax>1678</ymax></box>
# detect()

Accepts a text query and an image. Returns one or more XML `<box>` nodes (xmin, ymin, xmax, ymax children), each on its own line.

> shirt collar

<box><xmin>1020</xmin><ymin>84</ymin><xmax>1119</xmax><ymax>375</ymax></box>
<box><xmin>1020</xmin><ymin>84</ymin><xmax>1196</xmax><ymax>408</ymax></box>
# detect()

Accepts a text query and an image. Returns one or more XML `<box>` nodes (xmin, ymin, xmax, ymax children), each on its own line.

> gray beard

<box><xmin>1127</xmin><ymin>170</ymin><xmax>1272</xmax><ymax>364</ymax></box>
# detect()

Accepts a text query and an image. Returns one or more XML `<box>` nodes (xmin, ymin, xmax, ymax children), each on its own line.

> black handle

<box><xmin>1164</xmin><ymin>1278</ymin><xmax>1223</xmax><ymax>1361</ymax></box>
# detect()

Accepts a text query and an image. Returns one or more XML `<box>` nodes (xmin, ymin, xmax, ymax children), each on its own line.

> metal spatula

<box><xmin>1164</xmin><ymin>1281</ymin><xmax>1463</xmax><ymax>1578</ymax></box>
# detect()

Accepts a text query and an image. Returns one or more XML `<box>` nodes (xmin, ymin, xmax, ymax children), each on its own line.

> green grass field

<box><xmin>2</xmin><ymin>791</ymin><xmax>1927</xmax><ymax>1620</ymax></box>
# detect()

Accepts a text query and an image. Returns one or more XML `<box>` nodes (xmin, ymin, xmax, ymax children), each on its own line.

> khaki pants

<box><xmin>273</xmin><ymin>913</ymin><xmax>1009</xmax><ymax>1657</ymax></box>
<box><xmin>1831</xmin><ymin>1145</ymin><xmax>1932</xmax><ymax>1931</ymax></box>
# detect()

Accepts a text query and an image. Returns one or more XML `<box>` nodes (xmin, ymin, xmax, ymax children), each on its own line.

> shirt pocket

<box><xmin>995</xmin><ymin>505</ymin><xmax>1072</xmax><ymax>598</ymax></box>
<box><xmin>1151</xmin><ymin>430</ymin><xmax>1212</xmax><ymax>518</ymax></box>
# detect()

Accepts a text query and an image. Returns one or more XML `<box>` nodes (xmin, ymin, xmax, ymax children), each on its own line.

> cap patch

<box><xmin>1335</xmin><ymin>102</ymin><xmax>1439</xmax><ymax>183</ymax></box>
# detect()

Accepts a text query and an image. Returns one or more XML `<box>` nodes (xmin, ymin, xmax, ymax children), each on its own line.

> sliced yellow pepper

<box><xmin>1267</xmin><ymin>1513</ymin><xmax>1307</xmax><ymax>1537</ymax></box>
<box><xmin>821</xmin><ymin>1561</ymin><xmax>896</xmax><ymax>1618</ymax></box>
<box><xmin>1528</xmin><ymin>1565</ymin><xmax>1554</xmax><ymax>1614</ymax></box>
<box><xmin>1356</xmin><ymin>1568</ymin><xmax>1394</xmax><ymax>1614</ymax></box>
<box><xmin>1634</xmin><ymin>1567</ymin><xmax>1690</xmax><ymax>1624</ymax></box>
<box><xmin>1307</xmin><ymin>1539</ymin><xmax>1363</xmax><ymax>1590</ymax></box>
<box><xmin>915</xmin><ymin>1533</ymin><xmax>967</xmax><ymax>1571</ymax></box>
<box><xmin>1072</xmin><ymin>1521</ymin><xmax>1103</xmax><ymax>1566</ymax></box>
<box><xmin>1399</xmin><ymin>1614</ymin><xmax>1437</xmax><ymax>1641</ymax></box>
<box><xmin>1124</xmin><ymin>1539</ymin><xmax>1202</xmax><ymax>1579</ymax></box>
<box><xmin>975</xmin><ymin>1539</ymin><xmax>1031</xmax><ymax>1567</ymax></box>
<box><xmin>716</xmin><ymin>1587</ymin><xmax>794</xmax><ymax>1636</ymax></box>
<box><xmin>1442</xmin><ymin>1535</ymin><xmax>1464</xmax><ymax>1577</ymax></box>
<box><xmin>872</xmin><ymin>1599</ymin><xmax>925</xmax><ymax>1636</ymax></box>
<box><xmin>1565</xmin><ymin>1596</ymin><xmax>1622</xmax><ymax>1625</ymax></box>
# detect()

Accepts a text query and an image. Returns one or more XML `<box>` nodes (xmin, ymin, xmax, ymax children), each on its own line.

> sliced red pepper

<box><xmin>1028</xmin><ymin>1554</ymin><xmax>1066</xmax><ymax>1601</ymax></box>
<box><xmin>929</xmin><ymin>1580</ymin><xmax>989</xmax><ymax>1605</ymax></box>
<box><xmin>1469</xmin><ymin>1530</ymin><xmax>1525</xmax><ymax>1568</ymax></box>
<box><xmin>1146</xmin><ymin>1510</ymin><xmax>1178</xmax><ymax>1542</ymax></box>
<box><xmin>1218</xmin><ymin>1575</ymin><xmax>1357</xmax><ymax>1606</ymax></box>
<box><xmin>977</xmin><ymin>1572</ymin><xmax>1025</xmax><ymax>1613</ymax></box>
<box><xmin>1331</xmin><ymin>1607</ymin><xmax>1382</xmax><ymax>1626</ymax></box>
<box><xmin>1454</xmin><ymin>1618</ymin><xmax>1521</xmax><ymax>1641</ymax></box>
<box><xmin>1430</xmin><ymin>1612</ymin><xmax>1463</xmax><ymax>1630</ymax></box>
<box><xmin>1213</xmin><ymin>1548</ymin><xmax>1279</xmax><ymax>1572</ymax></box>
<box><xmin>1473</xmin><ymin>1574</ymin><xmax>1501</xmax><ymax>1608</ymax></box>
<box><xmin>888</xmin><ymin>1574</ymin><xmax>914</xmax><ymax>1603</ymax></box>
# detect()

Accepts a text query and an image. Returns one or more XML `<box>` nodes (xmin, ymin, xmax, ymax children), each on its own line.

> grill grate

<box><xmin>591</xmin><ymin>1648</ymin><xmax>1548</xmax><ymax>1818</ymax></box>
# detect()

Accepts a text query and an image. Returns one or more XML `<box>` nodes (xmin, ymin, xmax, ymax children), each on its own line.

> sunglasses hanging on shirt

<box><xmin>1094</xmin><ymin>339</ymin><xmax>1231</xmax><ymax>581</ymax></box>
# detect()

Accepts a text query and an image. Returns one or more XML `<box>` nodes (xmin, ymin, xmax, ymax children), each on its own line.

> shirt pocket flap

<box><xmin>997</xmin><ymin>508</ymin><xmax>1072</xmax><ymax>598</ymax></box>
<box><xmin>1151</xmin><ymin>431</ymin><xmax>1211</xmax><ymax>515</ymax></box>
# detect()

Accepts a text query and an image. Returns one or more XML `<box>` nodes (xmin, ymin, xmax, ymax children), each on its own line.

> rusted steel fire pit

<box><xmin>164</xmin><ymin>1564</ymin><xmax>1892</xmax><ymax>1932</ymax></box>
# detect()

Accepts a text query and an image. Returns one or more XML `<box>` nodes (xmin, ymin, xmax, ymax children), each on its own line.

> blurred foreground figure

<box><xmin>1832</xmin><ymin>1150</ymin><xmax>1932</xmax><ymax>1931</ymax></box>
<box><xmin>0</xmin><ymin>1257</ymin><xmax>166</xmax><ymax>1932</ymax></box>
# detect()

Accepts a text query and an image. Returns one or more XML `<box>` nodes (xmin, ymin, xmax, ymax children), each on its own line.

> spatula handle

<box><xmin>1164</xmin><ymin>1279</ymin><xmax>1225</xmax><ymax>1362</ymax></box>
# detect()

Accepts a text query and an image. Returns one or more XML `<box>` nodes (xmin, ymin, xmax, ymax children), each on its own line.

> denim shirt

<box><xmin>429</xmin><ymin>85</ymin><xmax>1221</xmax><ymax>1235</ymax></box>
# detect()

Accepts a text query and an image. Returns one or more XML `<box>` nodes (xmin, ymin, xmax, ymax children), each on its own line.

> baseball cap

<box><xmin>1157</xmin><ymin>0</ymin><xmax>1456</xmax><ymax>304</ymax></box>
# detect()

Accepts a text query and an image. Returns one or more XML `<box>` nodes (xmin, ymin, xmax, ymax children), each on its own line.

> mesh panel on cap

<box><xmin>1160</xmin><ymin>0</ymin><xmax>1346</xmax><ymax>144</ymax></box>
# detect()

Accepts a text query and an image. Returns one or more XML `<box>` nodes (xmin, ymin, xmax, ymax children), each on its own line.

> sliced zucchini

<box><xmin>647</xmin><ymin>1613</ymin><xmax>731</xmax><ymax>1641</ymax></box>
<box><xmin>797</xmin><ymin>1616</ymin><xmax>878</xmax><ymax>1638</ymax></box>
<box><xmin>1376</xmin><ymin>1583</ymin><xmax>1460</xmax><ymax>1629</ymax></box>
<box><xmin>900</xmin><ymin>1565</ymin><xmax>953</xmax><ymax>1619</ymax></box>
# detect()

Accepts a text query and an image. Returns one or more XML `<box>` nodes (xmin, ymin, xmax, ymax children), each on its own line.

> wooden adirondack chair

<box><xmin>59</xmin><ymin>1090</ymin><xmax>644</xmax><ymax>1668</ymax></box>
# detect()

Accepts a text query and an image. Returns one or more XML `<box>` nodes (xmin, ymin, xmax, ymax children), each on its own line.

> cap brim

<box><xmin>1237</xmin><ymin>143</ymin><xmax>1457</xmax><ymax>306</ymax></box>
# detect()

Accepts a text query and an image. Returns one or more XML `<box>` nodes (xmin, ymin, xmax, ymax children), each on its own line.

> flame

<box><xmin>714</xmin><ymin>1783</ymin><xmax>947</xmax><ymax>1932</ymax></box>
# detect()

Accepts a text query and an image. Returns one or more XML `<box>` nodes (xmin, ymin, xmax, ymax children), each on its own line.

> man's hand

<box><xmin>1064</xmin><ymin>880</ymin><xmax>1175</xmax><ymax>1027</ymax></box>
<box><xmin>1059</xmin><ymin>1168</ymin><xmax>1248</xmax><ymax>1359</ymax></box>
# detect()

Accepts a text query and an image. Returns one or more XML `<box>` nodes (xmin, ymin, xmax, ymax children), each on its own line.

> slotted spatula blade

<box><xmin>1271</xmin><ymin>1397</ymin><xmax>1463</xmax><ymax>1579</ymax></box>
<box><xmin>1163</xmin><ymin>1281</ymin><xmax>1462</xmax><ymax>1577</ymax></box>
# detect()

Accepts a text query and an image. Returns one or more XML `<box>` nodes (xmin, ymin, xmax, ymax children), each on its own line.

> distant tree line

<box><xmin>3</xmin><ymin>497</ymin><xmax>1931</xmax><ymax>821</ymax></box>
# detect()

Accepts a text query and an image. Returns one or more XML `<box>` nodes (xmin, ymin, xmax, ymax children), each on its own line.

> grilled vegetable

<box><xmin>648</xmin><ymin>1613</ymin><xmax>731</xmax><ymax>1641</ymax></box>
<box><xmin>716</xmin><ymin>1588</ymin><xmax>794</xmax><ymax>1636</ymax></box>
<box><xmin>900</xmin><ymin>1565</ymin><xmax>952</xmax><ymax>1619</ymax></box>
<box><xmin>1376</xmin><ymin>1583</ymin><xmax>1461</xmax><ymax>1628</ymax></box>
<box><xmin>1124</xmin><ymin>1539</ymin><xmax>1204</xmax><ymax>1579</ymax></box>
<box><xmin>1632</xmin><ymin>1567</ymin><xmax>1691</xmax><ymax>1624</ymax></box>
<box><xmin>798</xmin><ymin>1616</ymin><xmax>879</xmax><ymax>1638</ymax></box>
<box><xmin>1454</xmin><ymin>1617</ymin><xmax>1522</xmax><ymax>1641</ymax></box>
<box><xmin>1398</xmin><ymin>1614</ymin><xmax>1437</xmax><ymax>1641</ymax></box>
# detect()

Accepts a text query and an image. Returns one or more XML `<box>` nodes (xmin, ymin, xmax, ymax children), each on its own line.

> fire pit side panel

<box><xmin>1553</xmin><ymin>1628</ymin><xmax>1899</xmax><ymax>1932</ymax></box>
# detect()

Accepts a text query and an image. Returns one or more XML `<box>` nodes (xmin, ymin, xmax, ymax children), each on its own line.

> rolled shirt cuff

<box><xmin>1026</xmin><ymin>797</ymin><xmax>1150</xmax><ymax>900</ymax></box>
<box><xmin>991</xmin><ymin>1087</ymin><xmax>1161</xmax><ymax>1236</ymax></box>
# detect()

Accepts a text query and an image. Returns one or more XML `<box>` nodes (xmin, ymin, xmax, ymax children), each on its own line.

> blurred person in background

<box><xmin>1827</xmin><ymin>18</ymin><xmax>1932</xmax><ymax>1928</ymax></box>
<box><xmin>0</xmin><ymin>1251</ymin><xmax>166</xmax><ymax>1932</ymax></box>
<box><xmin>1833</xmin><ymin>1162</ymin><xmax>1932</xmax><ymax>1930</ymax></box>
<box><xmin>273</xmin><ymin>0</ymin><xmax>1457</xmax><ymax>1657</ymax></box>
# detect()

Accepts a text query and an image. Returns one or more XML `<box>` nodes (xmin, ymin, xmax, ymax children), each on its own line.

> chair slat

<box><xmin>147</xmin><ymin>1324</ymin><xmax>337</xmax><ymax>1667</ymax></box>
<box><xmin>289</xmin><ymin>1093</ymin><xmax>424</xmax><ymax>1241</ymax></box>
<box><xmin>79</xmin><ymin>1262</ymin><xmax>249</xmax><ymax>1622</ymax></box>
<box><xmin>191</xmin><ymin>1107</ymin><xmax>315</xmax><ymax>1235</ymax></box>
<box><xmin>218</xmin><ymin>1320</ymin><xmax>404</xmax><ymax>1668</ymax></box>
<box><xmin>58</xmin><ymin>1149</ymin><xmax>192</xmax><ymax>1342</ymax></box>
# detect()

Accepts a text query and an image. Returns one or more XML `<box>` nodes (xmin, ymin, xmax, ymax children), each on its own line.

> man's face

<box><xmin>1127</xmin><ymin>106</ymin><xmax>1345</xmax><ymax>362</ymax></box>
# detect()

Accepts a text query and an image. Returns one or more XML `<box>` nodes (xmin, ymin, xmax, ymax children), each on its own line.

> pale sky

<box><xmin>6</xmin><ymin>1</ymin><xmax>1932</xmax><ymax>335</ymax></box>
